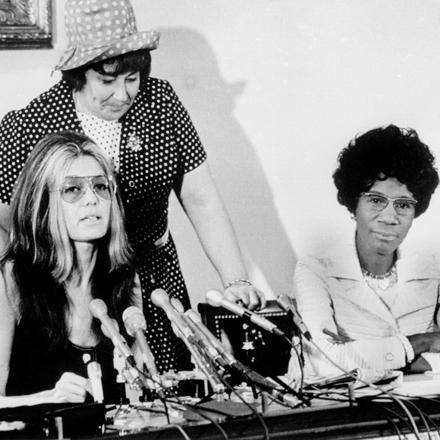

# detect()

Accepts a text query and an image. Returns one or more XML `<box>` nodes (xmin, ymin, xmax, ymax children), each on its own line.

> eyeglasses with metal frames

<box><xmin>52</xmin><ymin>175</ymin><xmax>116</xmax><ymax>203</ymax></box>
<box><xmin>360</xmin><ymin>192</ymin><xmax>417</xmax><ymax>217</ymax></box>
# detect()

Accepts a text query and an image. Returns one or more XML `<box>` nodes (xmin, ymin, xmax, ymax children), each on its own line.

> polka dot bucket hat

<box><xmin>54</xmin><ymin>0</ymin><xmax>160</xmax><ymax>71</ymax></box>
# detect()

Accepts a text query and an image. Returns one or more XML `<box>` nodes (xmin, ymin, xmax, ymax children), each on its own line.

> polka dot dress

<box><xmin>0</xmin><ymin>78</ymin><xmax>207</xmax><ymax>374</ymax></box>
<box><xmin>77</xmin><ymin>111</ymin><xmax>121</xmax><ymax>172</ymax></box>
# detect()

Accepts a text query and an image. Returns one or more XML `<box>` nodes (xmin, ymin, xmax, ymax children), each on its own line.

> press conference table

<box><xmin>2</xmin><ymin>374</ymin><xmax>440</xmax><ymax>440</ymax></box>
<box><xmin>103</xmin><ymin>399</ymin><xmax>440</xmax><ymax>440</ymax></box>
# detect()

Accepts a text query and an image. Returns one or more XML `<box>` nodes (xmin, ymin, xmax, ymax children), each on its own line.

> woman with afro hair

<box><xmin>289</xmin><ymin>124</ymin><xmax>440</xmax><ymax>384</ymax></box>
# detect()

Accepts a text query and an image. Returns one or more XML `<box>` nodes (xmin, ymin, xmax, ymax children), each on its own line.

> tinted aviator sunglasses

<box><xmin>52</xmin><ymin>175</ymin><xmax>116</xmax><ymax>203</ymax></box>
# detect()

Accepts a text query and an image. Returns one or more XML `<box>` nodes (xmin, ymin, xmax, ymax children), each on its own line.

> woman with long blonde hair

<box><xmin>0</xmin><ymin>131</ymin><xmax>141</xmax><ymax>403</ymax></box>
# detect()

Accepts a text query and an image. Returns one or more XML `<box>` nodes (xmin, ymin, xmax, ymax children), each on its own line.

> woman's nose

<box><xmin>377</xmin><ymin>202</ymin><xmax>399</xmax><ymax>223</ymax></box>
<box><xmin>113</xmin><ymin>82</ymin><xmax>129</xmax><ymax>102</ymax></box>
<box><xmin>82</xmin><ymin>184</ymin><xmax>99</xmax><ymax>204</ymax></box>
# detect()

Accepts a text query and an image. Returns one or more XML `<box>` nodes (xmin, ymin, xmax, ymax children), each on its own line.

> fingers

<box><xmin>223</xmin><ymin>285</ymin><xmax>266</xmax><ymax>311</ymax></box>
<box><xmin>408</xmin><ymin>332</ymin><xmax>440</xmax><ymax>356</ymax></box>
<box><xmin>428</xmin><ymin>334</ymin><xmax>440</xmax><ymax>353</ymax></box>
<box><xmin>323</xmin><ymin>328</ymin><xmax>351</xmax><ymax>343</ymax></box>
<box><xmin>254</xmin><ymin>288</ymin><xmax>267</xmax><ymax>310</ymax></box>
<box><xmin>53</xmin><ymin>372</ymin><xmax>92</xmax><ymax>403</ymax></box>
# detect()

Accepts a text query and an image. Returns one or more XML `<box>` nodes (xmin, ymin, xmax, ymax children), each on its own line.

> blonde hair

<box><xmin>9</xmin><ymin>131</ymin><xmax>132</xmax><ymax>283</ymax></box>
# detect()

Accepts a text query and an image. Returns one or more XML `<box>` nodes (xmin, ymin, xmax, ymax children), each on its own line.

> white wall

<box><xmin>2</xmin><ymin>0</ymin><xmax>440</xmax><ymax>306</ymax></box>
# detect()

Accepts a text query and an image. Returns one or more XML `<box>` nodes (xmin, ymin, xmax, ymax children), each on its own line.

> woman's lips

<box><xmin>373</xmin><ymin>231</ymin><xmax>397</xmax><ymax>241</ymax></box>
<box><xmin>81</xmin><ymin>215</ymin><xmax>101</xmax><ymax>222</ymax></box>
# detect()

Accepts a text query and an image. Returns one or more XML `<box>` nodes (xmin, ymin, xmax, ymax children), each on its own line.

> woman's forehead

<box><xmin>65</xmin><ymin>156</ymin><xmax>104</xmax><ymax>177</ymax></box>
<box><xmin>368</xmin><ymin>177</ymin><xmax>414</xmax><ymax>198</ymax></box>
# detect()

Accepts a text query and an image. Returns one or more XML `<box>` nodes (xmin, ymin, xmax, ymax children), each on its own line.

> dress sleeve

<box><xmin>292</xmin><ymin>257</ymin><xmax>407</xmax><ymax>383</ymax></box>
<box><xmin>165</xmin><ymin>81</ymin><xmax>207</xmax><ymax>174</ymax></box>
<box><xmin>0</xmin><ymin>110</ymin><xmax>31</xmax><ymax>205</ymax></box>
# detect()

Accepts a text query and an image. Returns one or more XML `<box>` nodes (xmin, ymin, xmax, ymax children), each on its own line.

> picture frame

<box><xmin>0</xmin><ymin>0</ymin><xmax>52</xmax><ymax>49</ymax></box>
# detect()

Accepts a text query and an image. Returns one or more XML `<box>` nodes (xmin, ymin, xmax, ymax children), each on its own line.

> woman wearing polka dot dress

<box><xmin>0</xmin><ymin>0</ymin><xmax>265</xmax><ymax>375</ymax></box>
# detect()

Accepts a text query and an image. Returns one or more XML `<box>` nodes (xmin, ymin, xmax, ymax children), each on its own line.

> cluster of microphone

<box><xmin>88</xmin><ymin>298</ymin><xmax>165</xmax><ymax>401</ymax></box>
<box><xmin>87</xmin><ymin>288</ymin><xmax>312</xmax><ymax>406</ymax></box>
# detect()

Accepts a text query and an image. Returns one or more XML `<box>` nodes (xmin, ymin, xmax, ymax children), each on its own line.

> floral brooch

<box><xmin>127</xmin><ymin>132</ymin><xmax>144</xmax><ymax>152</ymax></box>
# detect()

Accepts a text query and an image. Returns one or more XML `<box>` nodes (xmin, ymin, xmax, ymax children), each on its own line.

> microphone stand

<box><xmin>113</xmin><ymin>348</ymin><xmax>130</xmax><ymax>406</ymax></box>
<box><xmin>178</xmin><ymin>327</ymin><xmax>226</xmax><ymax>400</ymax></box>
<box><xmin>163</xmin><ymin>296</ymin><xmax>226</xmax><ymax>400</ymax></box>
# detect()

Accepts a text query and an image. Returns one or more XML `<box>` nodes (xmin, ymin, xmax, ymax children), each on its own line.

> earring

<box><xmin>350</xmin><ymin>212</ymin><xmax>356</xmax><ymax>221</ymax></box>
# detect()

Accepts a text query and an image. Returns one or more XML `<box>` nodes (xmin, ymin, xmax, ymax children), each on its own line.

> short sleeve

<box><xmin>165</xmin><ymin>82</ymin><xmax>207</xmax><ymax>174</ymax></box>
<box><xmin>0</xmin><ymin>110</ymin><xmax>33</xmax><ymax>205</ymax></box>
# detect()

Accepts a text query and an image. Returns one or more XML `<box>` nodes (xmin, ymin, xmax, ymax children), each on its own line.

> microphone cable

<box><xmin>167</xmin><ymin>298</ymin><xmax>271</xmax><ymax>440</ymax></box>
<box><xmin>276</xmin><ymin>332</ymin><xmax>306</xmax><ymax>397</ymax></box>
<box><xmin>177</xmin><ymin>307</ymin><xmax>272</xmax><ymax>440</ymax></box>
<box><xmin>169</xmin><ymin>424</ymin><xmax>192</xmax><ymax>440</ymax></box>
<box><xmin>362</xmin><ymin>394</ymin><xmax>439</xmax><ymax>440</ymax></box>
<box><xmin>276</xmin><ymin>294</ymin><xmax>425</xmax><ymax>439</ymax></box>
<box><xmin>291</xmin><ymin>335</ymin><xmax>423</xmax><ymax>439</ymax></box>
<box><xmin>191</xmin><ymin>353</ymin><xmax>271</xmax><ymax>440</ymax></box>
<box><xmin>247</xmin><ymin>349</ymin><xmax>311</xmax><ymax>409</ymax></box>
<box><xmin>386</xmin><ymin>394</ymin><xmax>439</xmax><ymax>439</ymax></box>
<box><xmin>120</xmin><ymin>361</ymin><xmax>231</xmax><ymax>440</ymax></box>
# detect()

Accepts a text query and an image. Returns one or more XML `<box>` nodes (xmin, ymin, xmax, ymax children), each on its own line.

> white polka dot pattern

<box><xmin>0</xmin><ymin>77</ymin><xmax>207</xmax><ymax>373</ymax></box>
<box><xmin>55</xmin><ymin>0</ymin><xmax>160</xmax><ymax>71</ymax></box>
<box><xmin>77</xmin><ymin>111</ymin><xmax>121</xmax><ymax>172</ymax></box>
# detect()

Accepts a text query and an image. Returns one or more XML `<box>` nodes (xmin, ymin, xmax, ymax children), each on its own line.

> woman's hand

<box><xmin>51</xmin><ymin>372</ymin><xmax>93</xmax><ymax>403</ymax></box>
<box><xmin>407</xmin><ymin>332</ymin><xmax>440</xmax><ymax>356</ymax></box>
<box><xmin>404</xmin><ymin>355</ymin><xmax>432</xmax><ymax>373</ymax></box>
<box><xmin>224</xmin><ymin>284</ymin><xmax>266</xmax><ymax>311</ymax></box>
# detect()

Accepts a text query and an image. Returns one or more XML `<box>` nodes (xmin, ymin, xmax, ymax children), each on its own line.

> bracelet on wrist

<box><xmin>224</xmin><ymin>278</ymin><xmax>253</xmax><ymax>289</ymax></box>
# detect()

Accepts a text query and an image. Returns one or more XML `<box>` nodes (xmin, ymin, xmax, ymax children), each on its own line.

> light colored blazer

<box><xmin>292</xmin><ymin>238</ymin><xmax>440</xmax><ymax>383</ymax></box>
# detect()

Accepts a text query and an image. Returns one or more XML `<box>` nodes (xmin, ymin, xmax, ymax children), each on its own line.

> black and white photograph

<box><xmin>0</xmin><ymin>1</ymin><xmax>440</xmax><ymax>438</ymax></box>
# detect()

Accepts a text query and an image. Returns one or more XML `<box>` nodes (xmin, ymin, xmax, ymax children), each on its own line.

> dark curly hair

<box><xmin>333</xmin><ymin>125</ymin><xmax>439</xmax><ymax>218</ymax></box>
<box><xmin>62</xmin><ymin>49</ymin><xmax>151</xmax><ymax>92</ymax></box>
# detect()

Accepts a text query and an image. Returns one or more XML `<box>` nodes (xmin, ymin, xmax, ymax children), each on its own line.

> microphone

<box><xmin>184</xmin><ymin>309</ymin><xmax>299</xmax><ymax>403</ymax></box>
<box><xmin>151</xmin><ymin>289</ymin><xmax>196</xmax><ymax>343</ymax></box>
<box><xmin>122</xmin><ymin>306</ymin><xmax>165</xmax><ymax>399</ymax></box>
<box><xmin>185</xmin><ymin>309</ymin><xmax>236</xmax><ymax>367</ymax></box>
<box><xmin>205</xmin><ymin>289</ymin><xmax>285</xmax><ymax>338</ymax></box>
<box><xmin>185</xmin><ymin>310</ymin><xmax>261</xmax><ymax>385</ymax></box>
<box><xmin>156</xmin><ymin>295</ymin><xmax>225</xmax><ymax>395</ymax></box>
<box><xmin>87</xmin><ymin>361</ymin><xmax>104</xmax><ymax>403</ymax></box>
<box><xmin>181</xmin><ymin>310</ymin><xmax>228</xmax><ymax>369</ymax></box>
<box><xmin>234</xmin><ymin>358</ymin><xmax>300</xmax><ymax>402</ymax></box>
<box><xmin>269</xmin><ymin>388</ymin><xmax>299</xmax><ymax>408</ymax></box>
<box><xmin>276</xmin><ymin>294</ymin><xmax>312</xmax><ymax>341</ymax></box>
<box><xmin>89</xmin><ymin>299</ymin><xmax>136</xmax><ymax>367</ymax></box>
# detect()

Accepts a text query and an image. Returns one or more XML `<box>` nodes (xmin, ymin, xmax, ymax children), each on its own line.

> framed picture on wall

<box><xmin>0</xmin><ymin>0</ymin><xmax>52</xmax><ymax>49</ymax></box>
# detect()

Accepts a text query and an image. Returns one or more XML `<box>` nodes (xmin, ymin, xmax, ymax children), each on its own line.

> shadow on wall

<box><xmin>152</xmin><ymin>27</ymin><xmax>297</xmax><ymax>297</ymax></box>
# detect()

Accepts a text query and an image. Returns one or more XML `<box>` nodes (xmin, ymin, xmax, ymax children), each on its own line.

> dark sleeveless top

<box><xmin>6</xmin><ymin>316</ymin><xmax>119</xmax><ymax>404</ymax></box>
